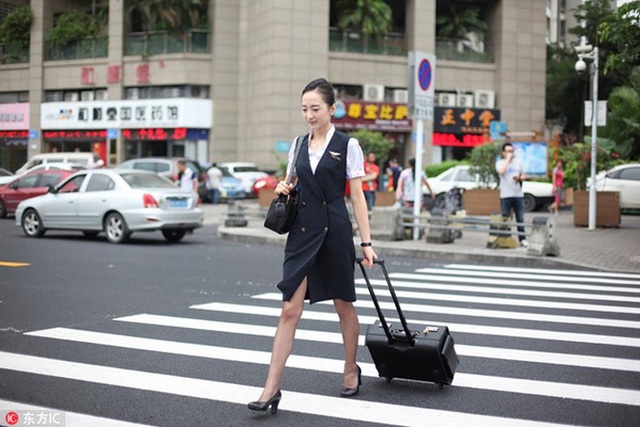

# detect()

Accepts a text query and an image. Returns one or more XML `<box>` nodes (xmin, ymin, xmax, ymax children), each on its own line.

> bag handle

<box><xmin>357</xmin><ymin>258</ymin><xmax>415</xmax><ymax>346</ymax></box>
<box><xmin>286</xmin><ymin>135</ymin><xmax>304</xmax><ymax>185</ymax></box>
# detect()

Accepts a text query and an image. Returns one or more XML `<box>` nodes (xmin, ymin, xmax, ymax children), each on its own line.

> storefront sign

<box><xmin>122</xmin><ymin>128</ymin><xmax>188</xmax><ymax>141</ymax></box>
<box><xmin>332</xmin><ymin>100</ymin><xmax>411</xmax><ymax>131</ymax></box>
<box><xmin>41</xmin><ymin>98</ymin><xmax>213</xmax><ymax>130</ymax></box>
<box><xmin>0</xmin><ymin>130</ymin><xmax>29</xmax><ymax>138</ymax></box>
<box><xmin>432</xmin><ymin>107</ymin><xmax>500</xmax><ymax>147</ymax></box>
<box><xmin>43</xmin><ymin>130</ymin><xmax>107</xmax><ymax>141</ymax></box>
<box><xmin>0</xmin><ymin>103</ymin><xmax>30</xmax><ymax>130</ymax></box>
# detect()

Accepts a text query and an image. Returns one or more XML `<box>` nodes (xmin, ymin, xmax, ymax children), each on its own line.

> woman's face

<box><xmin>301</xmin><ymin>89</ymin><xmax>335</xmax><ymax>131</ymax></box>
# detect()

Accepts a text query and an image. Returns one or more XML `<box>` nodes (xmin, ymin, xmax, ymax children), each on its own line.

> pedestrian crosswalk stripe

<box><xmin>112</xmin><ymin>314</ymin><xmax>640</xmax><ymax>372</ymax></box>
<box><xmin>445</xmin><ymin>264</ymin><xmax>640</xmax><ymax>280</ymax></box>
<box><xmin>0</xmin><ymin>351</ymin><xmax>573</xmax><ymax>427</ymax></box>
<box><xmin>415</xmin><ymin>267</ymin><xmax>640</xmax><ymax>286</ymax></box>
<box><xmin>24</xmin><ymin>328</ymin><xmax>640</xmax><ymax>406</ymax></box>
<box><xmin>391</xmin><ymin>272</ymin><xmax>640</xmax><ymax>294</ymax></box>
<box><xmin>365</xmin><ymin>277</ymin><xmax>640</xmax><ymax>303</ymax></box>
<box><xmin>354</xmin><ymin>284</ymin><xmax>640</xmax><ymax>314</ymax></box>
<box><xmin>255</xmin><ymin>292</ymin><xmax>640</xmax><ymax>330</ymax></box>
<box><xmin>192</xmin><ymin>302</ymin><xmax>640</xmax><ymax>348</ymax></box>
<box><xmin>0</xmin><ymin>399</ymin><xmax>149</xmax><ymax>427</ymax></box>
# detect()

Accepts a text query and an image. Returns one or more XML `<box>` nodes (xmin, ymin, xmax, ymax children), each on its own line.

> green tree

<box><xmin>467</xmin><ymin>142</ymin><xmax>500</xmax><ymax>189</ymax></box>
<box><xmin>0</xmin><ymin>6</ymin><xmax>32</xmax><ymax>49</ymax></box>
<box><xmin>436</xmin><ymin>2</ymin><xmax>487</xmax><ymax>41</ymax></box>
<box><xmin>335</xmin><ymin>0</ymin><xmax>393</xmax><ymax>37</ymax></box>
<box><xmin>126</xmin><ymin>0</ymin><xmax>208</xmax><ymax>32</ymax></box>
<box><xmin>48</xmin><ymin>11</ymin><xmax>97</xmax><ymax>47</ymax></box>
<box><xmin>546</xmin><ymin>43</ymin><xmax>585</xmax><ymax>136</ymax></box>
<box><xmin>600</xmin><ymin>66</ymin><xmax>640</xmax><ymax>160</ymax></box>
<box><xmin>600</xmin><ymin>1</ymin><xmax>640</xmax><ymax>76</ymax></box>
<box><xmin>347</xmin><ymin>129</ymin><xmax>394</xmax><ymax>167</ymax></box>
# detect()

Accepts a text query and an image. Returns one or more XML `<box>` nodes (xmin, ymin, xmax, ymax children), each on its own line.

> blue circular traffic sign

<box><xmin>418</xmin><ymin>59</ymin><xmax>432</xmax><ymax>91</ymax></box>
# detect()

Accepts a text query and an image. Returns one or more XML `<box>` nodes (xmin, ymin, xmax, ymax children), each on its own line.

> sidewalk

<box><xmin>204</xmin><ymin>201</ymin><xmax>640</xmax><ymax>273</ymax></box>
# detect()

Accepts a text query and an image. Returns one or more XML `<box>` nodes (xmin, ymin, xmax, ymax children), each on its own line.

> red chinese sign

<box><xmin>136</xmin><ymin>64</ymin><xmax>150</xmax><ymax>84</ymax></box>
<box><xmin>107</xmin><ymin>65</ymin><xmax>121</xmax><ymax>84</ymax></box>
<box><xmin>432</xmin><ymin>107</ymin><xmax>500</xmax><ymax>147</ymax></box>
<box><xmin>43</xmin><ymin>130</ymin><xmax>107</xmax><ymax>141</ymax></box>
<box><xmin>332</xmin><ymin>101</ymin><xmax>411</xmax><ymax>131</ymax></box>
<box><xmin>122</xmin><ymin>128</ymin><xmax>187</xmax><ymax>141</ymax></box>
<box><xmin>81</xmin><ymin>67</ymin><xmax>96</xmax><ymax>85</ymax></box>
<box><xmin>0</xmin><ymin>130</ymin><xmax>29</xmax><ymax>138</ymax></box>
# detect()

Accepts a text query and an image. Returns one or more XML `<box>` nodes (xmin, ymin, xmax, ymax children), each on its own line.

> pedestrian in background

<box><xmin>386</xmin><ymin>158</ymin><xmax>403</xmax><ymax>191</ymax></box>
<box><xmin>395</xmin><ymin>157</ymin><xmax>435</xmax><ymax>209</ymax></box>
<box><xmin>496</xmin><ymin>142</ymin><xmax>528</xmax><ymax>247</ymax></box>
<box><xmin>248</xmin><ymin>78</ymin><xmax>376</xmax><ymax>415</ymax></box>
<box><xmin>176</xmin><ymin>160</ymin><xmax>198</xmax><ymax>193</ymax></box>
<box><xmin>549</xmin><ymin>159</ymin><xmax>565</xmax><ymax>214</ymax></box>
<box><xmin>362</xmin><ymin>151</ymin><xmax>379</xmax><ymax>211</ymax></box>
<box><xmin>207</xmin><ymin>163</ymin><xmax>223</xmax><ymax>204</ymax></box>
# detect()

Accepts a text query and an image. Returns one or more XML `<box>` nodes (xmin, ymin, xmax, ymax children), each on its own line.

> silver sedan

<box><xmin>15</xmin><ymin>169</ymin><xmax>203</xmax><ymax>243</ymax></box>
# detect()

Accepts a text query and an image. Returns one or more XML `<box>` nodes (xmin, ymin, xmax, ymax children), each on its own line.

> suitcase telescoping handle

<box><xmin>357</xmin><ymin>258</ymin><xmax>415</xmax><ymax>346</ymax></box>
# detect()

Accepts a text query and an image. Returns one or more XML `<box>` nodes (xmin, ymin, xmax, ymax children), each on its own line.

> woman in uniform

<box><xmin>248</xmin><ymin>78</ymin><xmax>377</xmax><ymax>414</ymax></box>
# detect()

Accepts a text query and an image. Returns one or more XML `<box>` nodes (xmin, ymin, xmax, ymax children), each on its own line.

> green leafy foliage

<box><xmin>346</xmin><ymin>129</ymin><xmax>394</xmax><ymax>166</ymax></box>
<box><xmin>425</xmin><ymin>159</ymin><xmax>468</xmax><ymax>178</ymax></box>
<box><xmin>467</xmin><ymin>142</ymin><xmax>501</xmax><ymax>189</ymax></box>
<box><xmin>48</xmin><ymin>11</ymin><xmax>97</xmax><ymax>46</ymax></box>
<box><xmin>335</xmin><ymin>0</ymin><xmax>393</xmax><ymax>37</ymax></box>
<box><xmin>436</xmin><ymin>3</ymin><xmax>487</xmax><ymax>40</ymax></box>
<box><xmin>0</xmin><ymin>6</ymin><xmax>33</xmax><ymax>49</ymax></box>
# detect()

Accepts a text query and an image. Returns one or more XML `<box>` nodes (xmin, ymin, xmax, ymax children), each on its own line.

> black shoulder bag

<box><xmin>264</xmin><ymin>136</ymin><xmax>303</xmax><ymax>234</ymax></box>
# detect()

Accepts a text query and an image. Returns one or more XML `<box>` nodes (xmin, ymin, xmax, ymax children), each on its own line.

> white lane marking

<box><xmin>354</xmin><ymin>284</ymin><xmax>640</xmax><ymax>314</ymax></box>
<box><xmin>25</xmin><ymin>328</ymin><xmax>640</xmax><ymax>406</ymax></box>
<box><xmin>191</xmin><ymin>302</ymin><xmax>640</xmax><ymax>348</ymax></box>
<box><xmin>112</xmin><ymin>314</ymin><xmax>640</xmax><ymax>372</ymax></box>
<box><xmin>444</xmin><ymin>264</ymin><xmax>640</xmax><ymax>280</ymax></box>
<box><xmin>0</xmin><ymin>398</ymin><xmax>151</xmax><ymax>427</ymax></box>
<box><xmin>413</xmin><ymin>267</ymin><xmax>640</xmax><ymax>286</ymax></box>
<box><xmin>391</xmin><ymin>272</ymin><xmax>640</xmax><ymax>294</ymax></box>
<box><xmin>254</xmin><ymin>292</ymin><xmax>640</xmax><ymax>330</ymax></box>
<box><xmin>0</xmin><ymin>351</ymin><xmax>572</xmax><ymax>427</ymax></box>
<box><xmin>365</xmin><ymin>277</ymin><xmax>640</xmax><ymax>304</ymax></box>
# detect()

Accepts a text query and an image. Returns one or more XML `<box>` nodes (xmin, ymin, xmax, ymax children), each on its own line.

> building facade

<box><xmin>0</xmin><ymin>0</ymin><xmax>547</xmax><ymax>172</ymax></box>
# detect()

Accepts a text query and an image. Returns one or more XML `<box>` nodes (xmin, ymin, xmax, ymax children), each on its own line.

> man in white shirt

<box><xmin>495</xmin><ymin>142</ymin><xmax>528</xmax><ymax>247</ymax></box>
<box><xmin>207</xmin><ymin>163</ymin><xmax>223</xmax><ymax>204</ymax></box>
<box><xmin>177</xmin><ymin>160</ymin><xmax>198</xmax><ymax>193</ymax></box>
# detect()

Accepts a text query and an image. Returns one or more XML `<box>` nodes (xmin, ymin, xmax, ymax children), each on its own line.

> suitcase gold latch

<box><xmin>423</xmin><ymin>326</ymin><xmax>439</xmax><ymax>334</ymax></box>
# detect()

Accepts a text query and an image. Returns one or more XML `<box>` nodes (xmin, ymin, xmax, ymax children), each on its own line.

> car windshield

<box><xmin>219</xmin><ymin>168</ymin><xmax>234</xmax><ymax>178</ymax></box>
<box><xmin>121</xmin><ymin>173</ymin><xmax>176</xmax><ymax>188</ymax></box>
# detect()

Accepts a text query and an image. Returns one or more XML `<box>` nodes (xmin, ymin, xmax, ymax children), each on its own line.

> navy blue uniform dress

<box><xmin>277</xmin><ymin>131</ymin><xmax>356</xmax><ymax>304</ymax></box>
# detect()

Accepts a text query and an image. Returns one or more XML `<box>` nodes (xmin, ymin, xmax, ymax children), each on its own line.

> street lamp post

<box><xmin>575</xmin><ymin>44</ymin><xmax>598</xmax><ymax>231</ymax></box>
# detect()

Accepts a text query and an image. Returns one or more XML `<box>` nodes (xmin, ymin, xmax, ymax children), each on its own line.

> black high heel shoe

<box><xmin>340</xmin><ymin>364</ymin><xmax>362</xmax><ymax>397</ymax></box>
<box><xmin>248</xmin><ymin>389</ymin><xmax>282</xmax><ymax>414</ymax></box>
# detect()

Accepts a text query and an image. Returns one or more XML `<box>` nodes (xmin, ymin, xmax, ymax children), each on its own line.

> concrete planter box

<box><xmin>573</xmin><ymin>190</ymin><xmax>620</xmax><ymax>228</ymax></box>
<box><xmin>374</xmin><ymin>191</ymin><xmax>396</xmax><ymax>207</ymax></box>
<box><xmin>462</xmin><ymin>189</ymin><xmax>501</xmax><ymax>216</ymax></box>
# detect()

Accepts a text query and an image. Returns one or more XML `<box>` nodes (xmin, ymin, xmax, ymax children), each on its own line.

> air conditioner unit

<box><xmin>437</xmin><ymin>93</ymin><xmax>456</xmax><ymax>107</ymax></box>
<box><xmin>363</xmin><ymin>84</ymin><xmax>384</xmax><ymax>102</ymax></box>
<box><xmin>474</xmin><ymin>90</ymin><xmax>495</xmax><ymax>108</ymax></box>
<box><xmin>393</xmin><ymin>89</ymin><xmax>408</xmax><ymax>103</ymax></box>
<box><xmin>457</xmin><ymin>93</ymin><xmax>474</xmax><ymax>108</ymax></box>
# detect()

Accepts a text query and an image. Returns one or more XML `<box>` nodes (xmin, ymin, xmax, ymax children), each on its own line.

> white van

<box><xmin>15</xmin><ymin>152</ymin><xmax>101</xmax><ymax>175</ymax></box>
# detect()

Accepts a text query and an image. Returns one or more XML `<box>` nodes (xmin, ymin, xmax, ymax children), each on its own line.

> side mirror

<box><xmin>9</xmin><ymin>181</ymin><xmax>18</xmax><ymax>190</ymax></box>
<box><xmin>47</xmin><ymin>184</ymin><xmax>57</xmax><ymax>194</ymax></box>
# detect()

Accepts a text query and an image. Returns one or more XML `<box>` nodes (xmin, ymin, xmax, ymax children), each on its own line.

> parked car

<box><xmin>251</xmin><ymin>175</ymin><xmax>279</xmax><ymax>197</ymax></box>
<box><xmin>15</xmin><ymin>169</ymin><xmax>203</xmax><ymax>243</ymax></box>
<box><xmin>15</xmin><ymin>152</ymin><xmax>100</xmax><ymax>175</ymax></box>
<box><xmin>218</xmin><ymin>162</ymin><xmax>268</xmax><ymax>195</ymax></box>
<box><xmin>116</xmin><ymin>157</ymin><xmax>209</xmax><ymax>202</ymax></box>
<box><xmin>217</xmin><ymin>167</ymin><xmax>247</xmax><ymax>200</ymax></box>
<box><xmin>0</xmin><ymin>169</ymin><xmax>75</xmax><ymax>218</ymax></box>
<box><xmin>587</xmin><ymin>163</ymin><xmax>640</xmax><ymax>210</ymax></box>
<box><xmin>0</xmin><ymin>167</ymin><xmax>13</xmax><ymax>185</ymax></box>
<box><xmin>427</xmin><ymin>165</ymin><xmax>554</xmax><ymax>212</ymax></box>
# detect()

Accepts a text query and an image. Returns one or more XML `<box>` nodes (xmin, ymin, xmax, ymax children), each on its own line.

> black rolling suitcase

<box><xmin>357</xmin><ymin>259</ymin><xmax>459</xmax><ymax>388</ymax></box>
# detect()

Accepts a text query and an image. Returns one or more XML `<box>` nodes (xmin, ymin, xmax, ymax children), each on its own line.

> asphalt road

<box><xmin>1</xmin><ymin>219</ymin><xmax>639</xmax><ymax>427</ymax></box>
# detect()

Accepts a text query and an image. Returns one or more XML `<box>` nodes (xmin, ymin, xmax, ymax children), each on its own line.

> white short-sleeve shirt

<box><xmin>286</xmin><ymin>126</ymin><xmax>365</xmax><ymax>180</ymax></box>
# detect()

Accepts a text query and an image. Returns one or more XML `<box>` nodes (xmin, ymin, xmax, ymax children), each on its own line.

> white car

<box><xmin>428</xmin><ymin>165</ymin><xmax>554</xmax><ymax>212</ymax></box>
<box><xmin>0</xmin><ymin>167</ymin><xmax>13</xmax><ymax>185</ymax></box>
<box><xmin>15</xmin><ymin>169</ymin><xmax>203</xmax><ymax>243</ymax></box>
<box><xmin>587</xmin><ymin>163</ymin><xmax>640</xmax><ymax>210</ymax></box>
<box><xmin>218</xmin><ymin>162</ymin><xmax>268</xmax><ymax>195</ymax></box>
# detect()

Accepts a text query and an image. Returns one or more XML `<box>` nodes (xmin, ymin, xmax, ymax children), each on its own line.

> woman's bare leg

<box><xmin>334</xmin><ymin>299</ymin><xmax>360</xmax><ymax>388</ymax></box>
<box><xmin>257</xmin><ymin>278</ymin><xmax>308</xmax><ymax>401</ymax></box>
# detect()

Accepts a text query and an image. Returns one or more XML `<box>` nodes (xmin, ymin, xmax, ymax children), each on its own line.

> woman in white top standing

<box><xmin>248</xmin><ymin>78</ymin><xmax>377</xmax><ymax>414</ymax></box>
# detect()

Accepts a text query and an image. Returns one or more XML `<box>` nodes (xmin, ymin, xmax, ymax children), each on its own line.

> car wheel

<box><xmin>162</xmin><ymin>229</ymin><xmax>186</xmax><ymax>243</ymax></box>
<box><xmin>523</xmin><ymin>194</ymin><xmax>536</xmax><ymax>212</ymax></box>
<box><xmin>434</xmin><ymin>193</ymin><xmax>446</xmax><ymax>209</ymax></box>
<box><xmin>0</xmin><ymin>200</ymin><xmax>6</xmax><ymax>218</ymax></box>
<box><xmin>104</xmin><ymin>212</ymin><xmax>130</xmax><ymax>244</ymax></box>
<box><xmin>22</xmin><ymin>209</ymin><xmax>46</xmax><ymax>238</ymax></box>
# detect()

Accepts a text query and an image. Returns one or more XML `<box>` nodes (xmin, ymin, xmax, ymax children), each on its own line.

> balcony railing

<box><xmin>329</xmin><ymin>27</ymin><xmax>406</xmax><ymax>56</ymax></box>
<box><xmin>435</xmin><ymin>38</ymin><xmax>493</xmax><ymax>63</ymax></box>
<box><xmin>46</xmin><ymin>36</ymin><xmax>108</xmax><ymax>61</ymax></box>
<box><xmin>125</xmin><ymin>29</ymin><xmax>210</xmax><ymax>56</ymax></box>
<box><xmin>0</xmin><ymin>45</ymin><xmax>29</xmax><ymax>64</ymax></box>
